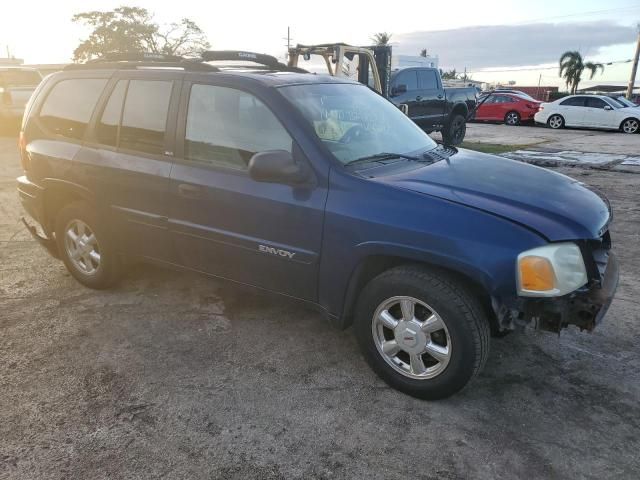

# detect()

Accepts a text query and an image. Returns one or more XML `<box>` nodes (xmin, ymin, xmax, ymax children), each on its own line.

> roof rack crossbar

<box><xmin>200</xmin><ymin>50</ymin><xmax>307</xmax><ymax>73</ymax></box>
<box><xmin>64</xmin><ymin>59</ymin><xmax>218</xmax><ymax>72</ymax></box>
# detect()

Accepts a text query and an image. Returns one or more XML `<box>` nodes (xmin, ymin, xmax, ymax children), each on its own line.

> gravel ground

<box><xmin>1</xmin><ymin>135</ymin><xmax>639</xmax><ymax>479</ymax></box>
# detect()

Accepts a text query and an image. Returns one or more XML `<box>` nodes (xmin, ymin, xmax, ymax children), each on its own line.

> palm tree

<box><xmin>559</xmin><ymin>51</ymin><xmax>605</xmax><ymax>94</ymax></box>
<box><xmin>371</xmin><ymin>32</ymin><xmax>392</xmax><ymax>46</ymax></box>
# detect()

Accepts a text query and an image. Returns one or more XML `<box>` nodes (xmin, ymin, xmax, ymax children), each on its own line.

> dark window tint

<box><xmin>417</xmin><ymin>70</ymin><xmax>438</xmax><ymax>89</ymax></box>
<box><xmin>498</xmin><ymin>95</ymin><xmax>515</xmax><ymax>103</ymax></box>
<box><xmin>0</xmin><ymin>69</ymin><xmax>41</xmax><ymax>87</ymax></box>
<box><xmin>120</xmin><ymin>80</ymin><xmax>172</xmax><ymax>155</ymax></box>
<box><xmin>560</xmin><ymin>97</ymin><xmax>586</xmax><ymax>107</ymax></box>
<box><xmin>96</xmin><ymin>80</ymin><xmax>127</xmax><ymax>147</ymax></box>
<box><xmin>185</xmin><ymin>84</ymin><xmax>292</xmax><ymax>170</ymax></box>
<box><xmin>394</xmin><ymin>71</ymin><xmax>418</xmax><ymax>92</ymax></box>
<box><xmin>586</xmin><ymin>97</ymin><xmax>607</xmax><ymax>108</ymax></box>
<box><xmin>39</xmin><ymin>78</ymin><xmax>107</xmax><ymax>140</ymax></box>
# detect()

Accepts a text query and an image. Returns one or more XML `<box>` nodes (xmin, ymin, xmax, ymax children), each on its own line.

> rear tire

<box><xmin>354</xmin><ymin>266</ymin><xmax>490</xmax><ymax>400</ymax></box>
<box><xmin>547</xmin><ymin>114</ymin><xmax>564</xmax><ymax>129</ymax></box>
<box><xmin>505</xmin><ymin>111</ymin><xmax>521</xmax><ymax>126</ymax></box>
<box><xmin>55</xmin><ymin>201</ymin><xmax>121</xmax><ymax>289</ymax></box>
<box><xmin>442</xmin><ymin>114</ymin><xmax>467</xmax><ymax>145</ymax></box>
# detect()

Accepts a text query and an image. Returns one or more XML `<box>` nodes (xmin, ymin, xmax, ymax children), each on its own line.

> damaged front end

<box><xmin>497</xmin><ymin>231</ymin><xmax>619</xmax><ymax>333</ymax></box>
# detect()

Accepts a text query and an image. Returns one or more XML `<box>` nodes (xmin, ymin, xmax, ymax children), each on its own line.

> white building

<box><xmin>392</xmin><ymin>54</ymin><xmax>439</xmax><ymax>69</ymax></box>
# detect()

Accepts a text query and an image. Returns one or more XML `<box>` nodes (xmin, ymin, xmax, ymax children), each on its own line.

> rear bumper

<box><xmin>17</xmin><ymin>175</ymin><xmax>59</xmax><ymax>258</ymax></box>
<box><xmin>518</xmin><ymin>252</ymin><xmax>619</xmax><ymax>332</ymax></box>
<box><xmin>17</xmin><ymin>175</ymin><xmax>45</xmax><ymax>225</ymax></box>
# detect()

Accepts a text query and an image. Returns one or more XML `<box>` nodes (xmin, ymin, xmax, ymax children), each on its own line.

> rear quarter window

<box><xmin>38</xmin><ymin>78</ymin><xmax>108</xmax><ymax>140</ymax></box>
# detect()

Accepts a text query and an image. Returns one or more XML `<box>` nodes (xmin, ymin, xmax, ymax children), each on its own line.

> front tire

<box><xmin>547</xmin><ymin>114</ymin><xmax>564</xmax><ymax>129</ymax></box>
<box><xmin>354</xmin><ymin>266</ymin><xmax>490</xmax><ymax>400</ymax></box>
<box><xmin>55</xmin><ymin>201</ymin><xmax>122</xmax><ymax>289</ymax></box>
<box><xmin>620</xmin><ymin>118</ymin><xmax>639</xmax><ymax>134</ymax></box>
<box><xmin>441</xmin><ymin>114</ymin><xmax>467</xmax><ymax>145</ymax></box>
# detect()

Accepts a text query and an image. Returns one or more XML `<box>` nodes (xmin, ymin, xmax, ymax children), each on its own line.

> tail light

<box><xmin>18</xmin><ymin>131</ymin><xmax>30</xmax><ymax>171</ymax></box>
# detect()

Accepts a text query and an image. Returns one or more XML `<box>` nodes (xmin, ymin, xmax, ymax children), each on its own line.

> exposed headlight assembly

<box><xmin>517</xmin><ymin>243</ymin><xmax>587</xmax><ymax>297</ymax></box>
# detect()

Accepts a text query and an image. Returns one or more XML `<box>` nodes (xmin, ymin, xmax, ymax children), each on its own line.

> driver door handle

<box><xmin>415</xmin><ymin>96</ymin><xmax>422</xmax><ymax>101</ymax></box>
<box><xmin>437</xmin><ymin>94</ymin><xmax>443</xmax><ymax>99</ymax></box>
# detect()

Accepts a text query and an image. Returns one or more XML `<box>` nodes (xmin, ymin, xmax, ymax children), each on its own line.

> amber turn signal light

<box><xmin>518</xmin><ymin>256</ymin><xmax>556</xmax><ymax>292</ymax></box>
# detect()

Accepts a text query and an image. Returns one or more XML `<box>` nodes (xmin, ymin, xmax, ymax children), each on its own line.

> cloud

<box><xmin>394</xmin><ymin>22</ymin><xmax>636</xmax><ymax>69</ymax></box>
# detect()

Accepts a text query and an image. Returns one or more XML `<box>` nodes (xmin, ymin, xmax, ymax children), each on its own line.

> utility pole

<box><xmin>283</xmin><ymin>27</ymin><xmax>292</xmax><ymax>61</ymax></box>
<box><xmin>627</xmin><ymin>23</ymin><xmax>640</xmax><ymax>100</ymax></box>
<box><xmin>536</xmin><ymin>73</ymin><xmax>542</xmax><ymax>100</ymax></box>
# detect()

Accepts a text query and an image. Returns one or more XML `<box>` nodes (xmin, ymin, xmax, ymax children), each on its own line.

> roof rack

<box><xmin>64</xmin><ymin>50</ymin><xmax>307</xmax><ymax>73</ymax></box>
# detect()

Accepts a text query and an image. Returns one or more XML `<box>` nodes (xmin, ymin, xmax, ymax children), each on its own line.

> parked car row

<box><xmin>471</xmin><ymin>90</ymin><xmax>640</xmax><ymax>134</ymax></box>
<box><xmin>0</xmin><ymin>67</ymin><xmax>43</xmax><ymax>129</ymax></box>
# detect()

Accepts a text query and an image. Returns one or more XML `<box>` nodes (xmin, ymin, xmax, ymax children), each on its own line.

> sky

<box><xmin>1</xmin><ymin>0</ymin><xmax>639</xmax><ymax>88</ymax></box>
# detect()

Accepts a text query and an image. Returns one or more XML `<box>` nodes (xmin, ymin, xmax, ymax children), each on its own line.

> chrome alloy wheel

<box><xmin>505</xmin><ymin>112</ymin><xmax>520</xmax><ymax>125</ymax></box>
<box><xmin>548</xmin><ymin>115</ymin><xmax>563</xmax><ymax>129</ymax></box>
<box><xmin>64</xmin><ymin>219</ymin><xmax>101</xmax><ymax>275</ymax></box>
<box><xmin>372</xmin><ymin>296</ymin><xmax>452</xmax><ymax>380</ymax></box>
<box><xmin>622</xmin><ymin>118</ymin><xmax>639</xmax><ymax>134</ymax></box>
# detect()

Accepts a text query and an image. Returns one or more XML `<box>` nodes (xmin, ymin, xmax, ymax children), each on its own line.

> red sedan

<box><xmin>474</xmin><ymin>93</ymin><xmax>541</xmax><ymax>125</ymax></box>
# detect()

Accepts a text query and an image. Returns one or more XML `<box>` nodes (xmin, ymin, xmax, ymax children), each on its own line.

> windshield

<box><xmin>280</xmin><ymin>83</ymin><xmax>437</xmax><ymax>164</ymax></box>
<box><xmin>613</xmin><ymin>96</ymin><xmax>636</xmax><ymax>107</ymax></box>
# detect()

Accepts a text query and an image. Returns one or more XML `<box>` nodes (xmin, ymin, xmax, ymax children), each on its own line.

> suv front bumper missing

<box><xmin>517</xmin><ymin>252</ymin><xmax>619</xmax><ymax>333</ymax></box>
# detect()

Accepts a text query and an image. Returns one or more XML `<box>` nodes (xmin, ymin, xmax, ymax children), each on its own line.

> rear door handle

<box><xmin>178</xmin><ymin>183</ymin><xmax>203</xmax><ymax>199</ymax></box>
<box><xmin>437</xmin><ymin>94</ymin><xmax>443</xmax><ymax>99</ymax></box>
<box><xmin>415</xmin><ymin>96</ymin><xmax>422</xmax><ymax>101</ymax></box>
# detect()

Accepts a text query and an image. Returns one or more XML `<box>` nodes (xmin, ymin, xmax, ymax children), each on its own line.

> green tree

<box><xmin>371</xmin><ymin>32</ymin><xmax>392</xmax><ymax>46</ymax></box>
<box><xmin>72</xmin><ymin>6</ymin><xmax>210</xmax><ymax>62</ymax></box>
<box><xmin>559</xmin><ymin>51</ymin><xmax>604</xmax><ymax>94</ymax></box>
<box><xmin>441</xmin><ymin>68</ymin><xmax>459</xmax><ymax>80</ymax></box>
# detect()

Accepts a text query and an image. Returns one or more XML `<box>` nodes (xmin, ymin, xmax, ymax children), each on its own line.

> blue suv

<box><xmin>17</xmin><ymin>52</ymin><xmax>618</xmax><ymax>399</ymax></box>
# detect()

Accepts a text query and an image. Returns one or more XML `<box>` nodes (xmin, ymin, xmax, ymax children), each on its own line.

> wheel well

<box><xmin>340</xmin><ymin>256</ymin><xmax>498</xmax><ymax>333</ymax></box>
<box><xmin>43</xmin><ymin>189</ymin><xmax>85</xmax><ymax>234</ymax></box>
<box><xmin>450</xmin><ymin>103</ymin><xmax>468</xmax><ymax>120</ymax></box>
<box><xmin>619</xmin><ymin>117</ymin><xmax>639</xmax><ymax>131</ymax></box>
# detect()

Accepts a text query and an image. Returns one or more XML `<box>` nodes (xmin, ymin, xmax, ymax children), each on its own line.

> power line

<box><xmin>466</xmin><ymin>58</ymin><xmax>632</xmax><ymax>74</ymax></box>
<box><xmin>512</xmin><ymin>5</ymin><xmax>640</xmax><ymax>25</ymax></box>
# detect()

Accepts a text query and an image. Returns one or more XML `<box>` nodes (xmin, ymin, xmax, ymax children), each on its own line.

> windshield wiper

<box><xmin>344</xmin><ymin>152</ymin><xmax>421</xmax><ymax>167</ymax></box>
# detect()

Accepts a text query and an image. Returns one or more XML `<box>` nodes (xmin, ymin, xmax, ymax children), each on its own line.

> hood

<box><xmin>370</xmin><ymin>148</ymin><xmax>610</xmax><ymax>241</ymax></box>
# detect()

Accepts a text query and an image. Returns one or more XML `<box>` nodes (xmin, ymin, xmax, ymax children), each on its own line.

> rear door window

<box><xmin>38</xmin><ymin>78</ymin><xmax>108</xmax><ymax>140</ymax></box>
<box><xmin>560</xmin><ymin>97</ymin><xmax>586</xmax><ymax>107</ymax></box>
<box><xmin>119</xmin><ymin>80</ymin><xmax>173</xmax><ymax>155</ymax></box>
<box><xmin>184</xmin><ymin>84</ymin><xmax>292</xmax><ymax>170</ymax></box>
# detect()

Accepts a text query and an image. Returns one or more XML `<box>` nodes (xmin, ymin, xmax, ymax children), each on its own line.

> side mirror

<box><xmin>392</xmin><ymin>84</ymin><xmax>407</xmax><ymax>96</ymax></box>
<box><xmin>604</xmin><ymin>105</ymin><xmax>613</xmax><ymax>111</ymax></box>
<box><xmin>248</xmin><ymin>150</ymin><xmax>311</xmax><ymax>185</ymax></box>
